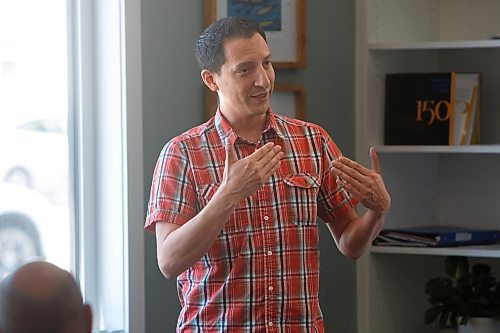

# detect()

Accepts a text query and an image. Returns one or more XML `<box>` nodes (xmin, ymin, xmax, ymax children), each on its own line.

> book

<box><xmin>373</xmin><ymin>225</ymin><xmax>500</xmax><ymax>247</ymax></box>
<box><xmin>384</xmin><ymin>72</ymin><xmax>481</xmax><ymax>145</ymax></box>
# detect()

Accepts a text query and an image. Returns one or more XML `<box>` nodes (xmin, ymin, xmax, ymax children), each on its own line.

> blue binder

<box><xmin>374</xmin><ymin>225</ymin><xmax>500</xmax><ymax>247</ymax></box>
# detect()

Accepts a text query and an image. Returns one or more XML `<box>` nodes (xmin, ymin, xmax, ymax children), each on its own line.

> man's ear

<box><xmin>201</xmin><ymin>69</ymin><xmax>219</xmax><ymax>92</ymax></box>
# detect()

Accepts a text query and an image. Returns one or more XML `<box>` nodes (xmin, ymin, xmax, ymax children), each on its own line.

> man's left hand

<box><xmin>332</xmin><ymin>147</ymin><xmax>391</xmax><ymax>214</ymax></box>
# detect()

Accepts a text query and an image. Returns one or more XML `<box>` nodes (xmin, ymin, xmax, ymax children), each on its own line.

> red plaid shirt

<box><xmin>145</xmin><ymin>110</ymin><xmax>357</xmax><ymax>332</ymax></box>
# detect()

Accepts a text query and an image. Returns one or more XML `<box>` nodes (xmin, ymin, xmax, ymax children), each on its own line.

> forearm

<box><xmin>339</xmin><ymin>209</ymin><xmax>385</xmax><ymax>260</ymax></box>
<box><xmin>157</xmin><ymin>187</ymin><xmax>239</xmax><ymax>279</ymax></box>
<box><xmin>156</xmin><ymin>141</ymin><xmax>283</xmax><ymax>279</ymax></box>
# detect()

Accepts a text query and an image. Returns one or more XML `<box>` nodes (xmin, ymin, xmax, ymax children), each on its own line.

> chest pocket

<box><xmin>283</xmin><ymin>173</ymin><xmax>320</xmax><ymax>226</ymax></box>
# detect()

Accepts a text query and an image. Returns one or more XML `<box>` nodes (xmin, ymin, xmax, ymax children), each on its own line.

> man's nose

<box><xmin>255</xmin><ymin>67</ymin><xmax>271</xmax><ymax>88</ymax></box>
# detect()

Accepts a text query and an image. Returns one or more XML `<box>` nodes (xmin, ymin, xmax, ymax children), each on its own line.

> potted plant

<box><xmin>424</xmin><ymin>256</ymin><xmax>500</xmax><ymax>332</ymax></box>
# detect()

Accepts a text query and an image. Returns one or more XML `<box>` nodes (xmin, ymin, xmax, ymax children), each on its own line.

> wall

<box><xmin>141</xmin><ymin>1</ymin><xmax>356</xmax><ymax>332</ymax></box>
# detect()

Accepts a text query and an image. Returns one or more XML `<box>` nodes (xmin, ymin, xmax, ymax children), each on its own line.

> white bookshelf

<box><xmin>370</xmin><ymin>244</ymin><xmax>500</xmax><ymax>259</ymax></box>
<box><xmin>376</xmin><ymin>145</ymin><xmax>500</xmax><ymax>154</ymax></box>
<box><xmin>355</xmin><ymin>1</ymin><xmax>500</xmax><ymax>332</ymax></box>
<box><xmin>369</xmin><ymin>40</ymin><xmax>500</xmax><ymax>51</ymax></box>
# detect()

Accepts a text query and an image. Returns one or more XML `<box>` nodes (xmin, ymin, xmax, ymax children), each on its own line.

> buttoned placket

<box><xmin>258</xmin><ymin>181</ymin><xmax>277</xmax><ymax>332</ymax></box>
<box><xmin>253</xmin><ymin>135</ymin><xmax>281</xmax><ymax>331</ymax></box>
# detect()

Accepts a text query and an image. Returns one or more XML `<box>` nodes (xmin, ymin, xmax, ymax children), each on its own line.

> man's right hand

<box><xmin>221</xmin><ymin>141</ymin><xmax>284</xmax><ymax>201</ymax></box>
<box><xmin>155</xmin><ymin>141</ymin><xmax>284</xmax><ymax>279</ymax></box>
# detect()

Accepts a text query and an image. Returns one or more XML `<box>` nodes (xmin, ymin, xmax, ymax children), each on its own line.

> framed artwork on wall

<box><xmin>203</xmin><ymin>0</ymin><xmax>306</xmax><ymax>69</ymax></box>
<box><xmin>269</xmin><ymin>83</ymin><xmax>305</xmax><ymax>120</ymax></box>
<box><xmin>204</xmin><ymin>83</ymin><xmax>305</xmax><ymax>121</ymax></box>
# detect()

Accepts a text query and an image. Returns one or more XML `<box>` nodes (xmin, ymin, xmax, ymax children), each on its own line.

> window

<box><xmin>0</xmin><ymin>0</ymin><xmax>71</xmax><ymax>278</ymax></box>
<box><xmin>0</xmin><ymin>0</ymin><xmax>144</xmax><ymax>331</ymax></box>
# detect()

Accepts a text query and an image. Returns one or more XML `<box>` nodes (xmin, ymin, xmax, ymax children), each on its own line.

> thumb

<box><xmin>225</xmin><ymin>141</ymin><xmax>237</xmax><ymax>168</ymax></box>
<box><xmin>369</xmin><ymin>146</ymin><xmax>382</xmax><ymax>174</ymax></box>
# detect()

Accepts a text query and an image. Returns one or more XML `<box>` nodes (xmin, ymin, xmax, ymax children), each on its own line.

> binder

<box><xmin>373</xmin><ymin>225</ymin><xmax>500</xmax><ymax>247</ymax></box>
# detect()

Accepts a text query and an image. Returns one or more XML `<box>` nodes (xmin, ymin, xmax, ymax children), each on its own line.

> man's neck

<box><xmin>221</xmin><ymin>110</ymin><xmax>267</xmax><ymax>144</ymax></box>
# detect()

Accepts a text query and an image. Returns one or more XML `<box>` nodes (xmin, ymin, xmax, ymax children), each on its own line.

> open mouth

<box><xmin>252</xmin><ymin>92</ymin><xmax>268</xmax><ymax>99</ymax></box>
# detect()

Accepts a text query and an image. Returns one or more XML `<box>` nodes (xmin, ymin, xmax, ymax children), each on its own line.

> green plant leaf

<box><xmin>445</xmin><ymin>256</ymin><xmax>469</xmax><ymax>280</ymax></box>
<box><xmin>425</xmin><ymin>256</ymin><xmax>500</xmax><ymax>326</ymax></box>
<box><xmin>449</xmin><ymin>313</ymin><xmax>459</xmax><ymax>329</ymax></box>
<box><xmin>426</xmin><ymin>277</ymin><xmax>452</xmax><ymax>296</ymax></box>
<box><xmin>439</xmin><ymin>310</ymin><xmax>451</xmax><ymax>328</ymax></box>
<box><xmin>425</xmin><ymin>306</ymin><xmax>441</xmax><ymax>324</ymax></box>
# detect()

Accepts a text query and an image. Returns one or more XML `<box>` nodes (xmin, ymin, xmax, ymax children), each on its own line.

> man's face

<box><xmin>213</xmin><ymin>33</ymin><xmax>275</xmax><ymax>119</ymax></box>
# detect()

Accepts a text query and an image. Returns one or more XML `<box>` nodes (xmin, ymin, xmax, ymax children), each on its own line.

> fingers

<box><xmin>226</xmin><ymin>141</ymin><xmax>282</xmax><ymax>173</ymax></box>
<box><xmin>369</xmin><ymin>147</ymin><xmax>382</xmax><ymax>174</ymax></box>
<box><xmin>226</xmin><ymin>141</ymin><xmax>274</xmax><ymax>167</ymax></box>
<box><xmin>333</xmin><ymin>156</ymin><xmax>369</xmax><ymax>185</ymax></box>
<box><xmin>333</xmin><ymin>151</ymin><xmax>390</xmax><ymax>213</ymax></box>
<box><xmin>247</xmin><ymin>142</ymin><xmax>283</xmax><ymax>168</ymax></box>
<box><xmin>226</xmin><ymin>141</ymin><xmax>283</xmax><ymax>181</ymax></box>
<box><xmin>225</xmin><ymin>141</ymin><xmax>237</xmax><ymax>168</ymax></box>
<box><xmin>261</xmin><ymin>146</ymin><xmax>284</xmax><ymax>177</ymax></box>
<box><xmin>251</xmin><ymin>142</ymin><xmax>276</xmax><ymax>159</ymax></box>
<box><xmin>334</xmin><ymin>169</ymin><xmax>366</xmax><ymax>201</ymax></box>
<box><xmin>249</xmin><ymin>143</ymin><xmax>283</xmax><ymax>180</ymax></box>
<box><xmin>221</xmin><ymin>141</ymin><xmax>284</xmax><ymax>200</ymax></box>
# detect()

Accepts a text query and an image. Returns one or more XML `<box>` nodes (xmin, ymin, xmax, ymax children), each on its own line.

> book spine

<box><xmin>437</xmin><ymin>231</ymin><xmax>500</xmax><ymax>245</ymax></box>
<box><xmin>449</xmin><ymin>72</ymin><xmax>456</xmax><ymax>144</ymax></box>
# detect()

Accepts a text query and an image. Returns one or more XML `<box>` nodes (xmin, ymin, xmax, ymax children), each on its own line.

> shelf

<box><xmin>375</xmin><ymin>145</ymin><xmax>500</xmax><ymax>154</ymax></box>
<box><xmin>357</xmin><ymin>1</ymin><xmax>500</xmax><ymax>332</ymax></box>
<box><xmin>369</xmin><ymin>40</ymin><xmax>500</xmax><ymax>51</ymax></box>
<box><xmin>370</xmin><ymin>244</ymin><xmax>500</xmax><ymax>258</ymax></box>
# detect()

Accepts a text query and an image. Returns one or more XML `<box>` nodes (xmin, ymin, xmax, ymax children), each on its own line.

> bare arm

<box><xmin>156</xmin><ymin>141</ymin><xmax>284</xmax><ymax>279</ymax></box>
<box><xmin>326</xmin><ymin>147</ymin><xmax>391</xmax><ymax>259</ymax></box>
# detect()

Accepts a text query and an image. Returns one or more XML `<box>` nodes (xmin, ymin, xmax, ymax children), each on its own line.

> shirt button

<box><xmin>268</xmin><ymin>286</ymin><xmax>274</xmax><ymax>291</ymax></box>
<box><xmin>268</xmin><ymin>322</ymin><xmax>273</xmax><ymax>327</ymax></box>
<box><xmin>267</xmin><ymin>251</ymin><xmax>272</xmax><ymax>256</ymax></box>
<box><xmin>263</xmin><ymin>215</ymin><xmax>269</xmax><ymax>221</ymax></box>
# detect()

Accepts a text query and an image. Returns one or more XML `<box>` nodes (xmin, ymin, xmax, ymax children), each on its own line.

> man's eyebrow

<box><xmin>233</xmin><ymin>55</ymin><xmax>272</xmax><ymax>70</ymax></box>
<box><xmin>234</xmin><ymin>61</ymin><xmax>253</xmax><ymax>69</ymax></box>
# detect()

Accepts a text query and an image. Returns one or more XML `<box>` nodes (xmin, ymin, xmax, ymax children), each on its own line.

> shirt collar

<box><xmin>214</xmin><ymin>108</ymin><xmax>286</xmax><ymax>144</ymax></box>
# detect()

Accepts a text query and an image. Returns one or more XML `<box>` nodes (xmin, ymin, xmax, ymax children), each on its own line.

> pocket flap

<box><xmin>283</xmin><ymin>173</ymin><xmax>320</xmax><ymax>189</ymax></box>
<box><xmin>198</xmin><ymin>183</ymin><xmax>219</xmax><ymax>200</ymax></box>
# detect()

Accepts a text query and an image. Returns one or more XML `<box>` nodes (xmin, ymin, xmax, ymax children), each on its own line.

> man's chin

<box><xmin>246</xmin><ymin>107</ymin><xmax>268</xmax><ymax>117</ymax></box>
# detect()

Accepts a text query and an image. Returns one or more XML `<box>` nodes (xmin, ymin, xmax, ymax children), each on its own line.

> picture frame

<box><xmin>203</xmin><ymin>0</ymin><xmax>306</xmax><ymax>69</ymax></box>
<box><xmin>204</xmin><ymin>83</ymin><xmax>305</xmax><ymax>121</ymax></box>
<box><xmin>269</xmin><ymin>83</ymin><xmax>306</xmax><ymax>120</ymax></box>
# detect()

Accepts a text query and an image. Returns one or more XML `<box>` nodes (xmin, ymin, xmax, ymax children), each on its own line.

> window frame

<box><xmin>67</xmin><ymin>0</ymin><xmax>145</xmax><ymax>331</ymax></box>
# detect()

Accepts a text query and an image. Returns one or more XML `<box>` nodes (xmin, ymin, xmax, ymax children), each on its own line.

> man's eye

<box><xmin>238</xmin><ymin>68</ymin><xmax>248</xmax><ymax>74</ymax></box>
<box><xmin>264</xmin><ymin>60</ymin><xmax>272</xmax><ymax>66</ymax></box>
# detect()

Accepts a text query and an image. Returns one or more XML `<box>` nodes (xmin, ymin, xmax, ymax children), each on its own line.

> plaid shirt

<box><xmin>145</xmin><ymin>110</ymin><xmax>357</xmax><ymax>332</ymax></box>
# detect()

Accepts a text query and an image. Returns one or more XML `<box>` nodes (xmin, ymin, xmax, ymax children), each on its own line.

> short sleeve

<box><xmin>144</xmin><ymin>140</ymin><xmax>197</xmax><ymax>233</ymax></box>
<box><xmin>316</xmin><ymin>129</ymin><xmax>358</xmax><ymax>222</ymax></box>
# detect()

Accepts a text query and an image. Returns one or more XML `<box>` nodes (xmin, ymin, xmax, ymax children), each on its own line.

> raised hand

<box><xmin>221</xmin><ymin>141</ymin><xmax>284</xmax><ymax>200</ymax></box>
<box><xmin>332</xmin><ymin>147</ymin><xmax>390</xmax><ymax>214</ymax></box>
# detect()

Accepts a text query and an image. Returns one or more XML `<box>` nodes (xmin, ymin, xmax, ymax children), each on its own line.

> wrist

<box><xmin>213</xmin><ymin>184</ymin><xmax>240</xmax><ymax>210</ymax></box>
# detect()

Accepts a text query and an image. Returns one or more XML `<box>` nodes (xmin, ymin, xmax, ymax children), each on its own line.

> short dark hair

<box><xmin>195</xmin><ymin>16</ymin><xmax>267</xmax><ymax>74</ymax></box>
